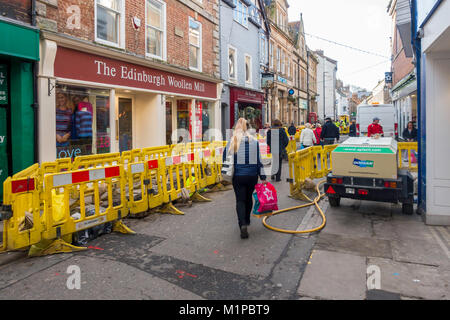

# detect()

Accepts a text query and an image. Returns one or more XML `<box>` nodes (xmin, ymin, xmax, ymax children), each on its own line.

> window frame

<box><xmin>145</xmin><ymin>0</ymin><xmax>167</xmax><ymax>61</ymax></box>
<box><xmin>188</xmin><ymin>17</ymin><xmax>202</xmax><ymax>72</ymax></box>
<box><xmin>245</xmin><ymin>53</ymin><xmax>252</xmax><ymax>87</ymax></box>
<box><xmin>228</xmin><ymin>45</ymin><xmax>238</xmax><ymax>82</ymax></box>
<box><xmin>94</xmin><ymin>0</ymin><xmax>125</xmax><ymax>48</ymax></box>
<box><xmin>233</xmin><ymin>0</ymin><xmax>249</xmax><ymax>28</ymax></box>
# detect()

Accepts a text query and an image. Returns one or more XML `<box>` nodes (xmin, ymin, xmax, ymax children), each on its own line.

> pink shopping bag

<box><xmin>253</xmin><ymin>183</ymin><xmax>279</xmax><ymax>215</ymax></box>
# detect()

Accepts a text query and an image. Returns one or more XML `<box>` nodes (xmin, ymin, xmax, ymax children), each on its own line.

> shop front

<box><xmin>229</xmin><ymin>86</ymin><xmax>264</xmax><ymax>130</ymax></box>
<box><xmin>38</xmin><ymin>40</ymin><xmax>220</xmax><ymax>162</ymax></box>
<box><xmin>0</xmin><ymin>19</ymin><xmax>39</xmax><ymax>197</ymax></box>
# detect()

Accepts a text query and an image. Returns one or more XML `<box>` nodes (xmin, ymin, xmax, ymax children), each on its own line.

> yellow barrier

<box><xmin>33</xmin><ymin>164</ymin><xmax>133</xmax><ymax>256</ymax></box>
<box><xmin>0</xmin><ymin>141</ymin><xmax>232</xmax><ymax>256</ymax></box>
<box><xmin>287</xmin><ymin>145</ymin><xmax>338</xmax><ymax>200</ymax></box>
<box><xmin>398</xmin><ymin>142</ymin><xmax>418</xmax><ymax>172</ymax></box>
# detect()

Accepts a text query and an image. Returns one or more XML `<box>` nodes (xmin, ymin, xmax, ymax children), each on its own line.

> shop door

<box><xmin>165</xmin><ymin>101</ymin><xmax>172</xmax><ymax>145</ymax></box>
<box><xmin>118</xmin><ymin>98</ymin><xmax>133</xmax><ymax>152</ymax></box>
<box><xmin>0</xmin><ymin>63</ymin><xmax>9</xmax><ymax>198</ymax></box>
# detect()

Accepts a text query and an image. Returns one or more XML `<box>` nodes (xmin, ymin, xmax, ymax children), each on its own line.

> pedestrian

<box><xmin>288</xmin><ymin>122</ymin><xmax>297</xmax><ymax>136</ymax></box>
<box><xmin>300</xmin><ymin>123</ymin><xmax>317</xmax><ymax>148</ymax></box>
<box><xmin>267</xmin><ymin>119</ymin><xmax>289</xmax><ymax>182</ymax></box>
<box><xmin>314</xmin><ymin>123</ymin><xmax>322</xmax><ymax>145</ymax></box>
<box><xmin>349</xmin><ymin>119</ymin><xmax>357</xmax><ymax>137</ymax></box>
<box><xmin>368</xmin><ymin>117</ymin><xmax>384</xmax><ymax>137</ymax></box>
<box><xmin>402</xmin><ymin>121</ymin><xmax>417</xmax><ymax>141</ymax></box>
<box><xmin>320</xmin><ymin>117</ymin><xmax>340</xmax><ymax>145</ymax></box>
<box><xmin>223</xmin><ymin>118</ymin><xmax>266</xmax><ymax>239</ymax></box>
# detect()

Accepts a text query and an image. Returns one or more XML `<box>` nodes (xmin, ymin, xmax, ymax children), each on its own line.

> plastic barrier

<box><xmin>287</xmin><ymin>145</ymin><xmax>339</xmax><ymax>200</ymax></box>
<box><xmin>398</xmin><ymin>142</ymin><xmax>418</xmax><ymax>172</ymax></box>
<box><xmin>0</xmin><ymin>141</ymin><xmax>230</xmax><ymax>256</ymax></box>
<box><xmin>33</xmin><ymin>164</ymin><xmax>133</xmax><ymax>256</ymax></box>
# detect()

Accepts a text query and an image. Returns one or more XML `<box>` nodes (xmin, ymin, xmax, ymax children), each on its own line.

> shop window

<box><xmin>176</xmin><ymin>100</ymin><xmax>190</xmax><ymax>143</ymax></box>
<box><xmin>55</xmin><ymin>84</ymin><xmax>110</xmax><ymax>159</ymax></box>
<box><xmin>189</xmin><ymin>18</ymin><xmax>202</xmax><ymax>72</ymax></box>
<box><xmin>198</xmin><ymin>101</ymin><xmax>215</xmax><ymax>141</ymax></box>
<box><xmin>245</xmin><ymin>54</ymin><xmax>252</xmax><ymax>86</ymax></box>
<box><xmin>228</xmin><ymin>46</ymin><xmax>237</xmax><ymax>82</ymax></box>
<box><xmin>95</xmin><ymin>0</ymin><xmax>124</xmax><ymax>47</ymax></box>
<box><xmin>146</xmin><ymin>0</ymin><xmax>166</xmax><ymax>60</ymax></box>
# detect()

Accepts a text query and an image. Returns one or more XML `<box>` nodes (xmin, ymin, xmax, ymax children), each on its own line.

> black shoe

<box><xmin>240</xmin><ymin>225</ymin><xmax>249</xmax><ymax>239</ymax></box>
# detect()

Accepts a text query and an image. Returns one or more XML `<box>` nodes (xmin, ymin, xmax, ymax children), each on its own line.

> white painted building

<box><xmin>415</xmin><ymin>0</ymin><xmax>450</xmax><ymax>225</ymax></box>
<box><xmin>315</xmin><ymin>50</ymin><xmax>338</xmax><ymax>121</ymax></box>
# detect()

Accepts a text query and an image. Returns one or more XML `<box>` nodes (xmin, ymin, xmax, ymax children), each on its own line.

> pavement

<box><xmin>0</xmin><ymin>153</ymin><xmax>448</xmax><ymax>300</ymax></box>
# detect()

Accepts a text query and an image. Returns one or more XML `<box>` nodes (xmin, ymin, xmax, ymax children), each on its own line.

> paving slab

<box><xmin>0</xmin><ymin>255</ymin><xmax>204</xmax><ymax>300</ymax></box>
<box><xmin>315</xmin><ymin>233</ymin><xmax>393</xmax><ymax>259</ymax></box>
<box><xmin>367</xmin><ymin>257</ymin><xmax>449</xmax><ymax>300</ymax></box>
<box><xmin>391</xmin><ymin>238</ymin><xmax>450</xmax><ymax>267</ymax></box>
<box><xmin>321</xmin><ymin>206</ymin><xmax>373</xmax><ymax>238</ymax></box>
<box><xmin>297</xmin><ymin>250</ymin><xmax>367</xmax><ymax>300</ymax></box>
<box><xmin>372</xmin><ymin>219</ymin><xmax>436</xmax><ymax>242</ymax></box>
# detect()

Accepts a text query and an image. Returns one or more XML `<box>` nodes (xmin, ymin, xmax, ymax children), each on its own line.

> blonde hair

<box><xmin>230</xmin><ymin>118</ymin><xmax>250</xmax><ymax>154</ymax></box>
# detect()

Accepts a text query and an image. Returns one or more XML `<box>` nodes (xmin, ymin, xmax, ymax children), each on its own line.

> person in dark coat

<box><xmin>349</xmin><ymin>119</ymin><xmax>357</xmax><ymax>137</ymax></box>
<box><xmin>402</xmin><ymin>121</ymin><xmax>418</xmax><ymax>141</ymax></box>
<box><xmin>320</xmin><ymin>118</ymin><xmax>340</xmax><ymax>145</ymax></box>
<box><xmin>267</xmin><ymin>119</ymin><xmax>289</xmax><ymax>182</ymax></box>
<box><xmin>288</xmin><ymin>122</ymin><xmax>297</xmax><ymax>136</ymax></box>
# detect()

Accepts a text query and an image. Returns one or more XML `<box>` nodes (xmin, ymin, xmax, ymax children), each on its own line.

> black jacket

<box><xmin>267</xmin><ymin>127</ymin><xmax>289</xmax><ymax>155</ymax></box>
<box><xmin>288</xmin><ymin>125</ymin><xmax>296</xmax><ymax>136</ymax></box>
<box><xmin>402</xmin><ymin>128</ymin><xmax>417</xmax><ymax>141</ymax></box>
<box><xmin>321</xmin><ymin>121</ymin><xmax>340</xmax><ymax>141</ymax></box>
<box><xmin>349</xmin><ymin>123</ymin><xmax>357</xmax><ymax>137</ymax></box>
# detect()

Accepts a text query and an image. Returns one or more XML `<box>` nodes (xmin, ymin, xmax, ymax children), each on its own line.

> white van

<box><xmin>356</xmin><ymin>103</ymin><xmax>398</xmax><ymax>138</ymax></box>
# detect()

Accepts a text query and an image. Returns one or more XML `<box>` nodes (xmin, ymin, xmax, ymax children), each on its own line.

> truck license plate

<box><xmin>346</xmin><ymin>188</ymin><xmax>355</xmax><ymax>194</ymax></box>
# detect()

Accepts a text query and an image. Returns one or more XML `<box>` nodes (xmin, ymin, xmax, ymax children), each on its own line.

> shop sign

<box><xmin>277</xmin><ymin>75</ymin><xmax>287</xmax><ymax>84</ymax></box>
<box><xmin>0</xmin><ymin>65</ymin><xmax>7</xmax><ymax>105</ymax></box>
<box><xmin>55</xmin><ymin>47</ymin><xmax>217</xmax><ymax>99</ymax></box>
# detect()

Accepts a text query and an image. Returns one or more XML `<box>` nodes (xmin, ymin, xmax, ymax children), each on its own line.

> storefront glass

<box><xmin>198</xmin><ymin>100</ymin><xmax>215</xmax><ymax>141</ymax></box>
<box><xmin>176</xmin><ymin>100</ymin><xmax>190</xmax><ymax>143</ymax></box>
<box><xmin>55</xmin><ymin>84</ymin><xmax>110</xmax><ymax>159</ymax></box>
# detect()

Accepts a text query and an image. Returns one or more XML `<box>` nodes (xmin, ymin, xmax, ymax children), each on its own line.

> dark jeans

<box><xmin>232</xmin><ymin>175</ymin><xmax>259</xmax><ymax>228</ymax></box>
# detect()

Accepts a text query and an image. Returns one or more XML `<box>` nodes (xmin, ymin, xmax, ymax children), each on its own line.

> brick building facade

<box><xmin>34</xmin><ymin>0</ymin><xmax>222</xmax><ymax>162</ymax></box>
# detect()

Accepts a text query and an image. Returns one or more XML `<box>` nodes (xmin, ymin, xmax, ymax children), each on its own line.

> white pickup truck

<box><xmin>356</xmin><ymin>103</ymin><xmax>398</xmax><ymax>138</ymax></box>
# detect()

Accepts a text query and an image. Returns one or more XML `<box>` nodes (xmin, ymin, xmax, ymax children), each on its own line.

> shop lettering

<box><xmin>93</xmin><ymin>60</ymin><xmax>206</xmax><ymax>93</ymax></box>
<box><xmin>0</xmin><ymin>136</ymin><xmax>5</xmax><ymax>144</ymax></box>
<box><xmin>58</xmin><ymin>148</ymin><xmax>81</xmax><ymax>159</ymax></box>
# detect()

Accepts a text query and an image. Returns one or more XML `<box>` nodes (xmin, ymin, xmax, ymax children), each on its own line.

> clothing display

<box><xmin>76</xmin><ymin>110</ymin><xmax>93</xmax><ymax>138</ymax></box>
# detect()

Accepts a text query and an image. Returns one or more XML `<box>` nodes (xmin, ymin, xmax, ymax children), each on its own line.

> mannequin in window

<box><xmin>56</xmin><ymin>92</ymin><xmax>72</xmax><ymax>147</ymax></box>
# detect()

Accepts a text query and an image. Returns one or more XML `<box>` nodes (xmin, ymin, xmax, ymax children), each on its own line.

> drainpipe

<box><xmin>31</xmin><ymin>0</ymin><xmax>39</xmax><ymax>163</ymax></box>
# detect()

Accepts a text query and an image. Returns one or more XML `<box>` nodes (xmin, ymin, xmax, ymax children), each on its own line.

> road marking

<box><xmin>429</xmin><ymin>227</ymin><xmax>450</xmax><ymax>260</ymax></box>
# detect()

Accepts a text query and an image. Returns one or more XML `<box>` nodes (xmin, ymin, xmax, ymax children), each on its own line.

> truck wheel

<box><xmin>328</xmin><ymin>196</ymin><xmax>341</xmax><ymax>207</ymax></box>
<box><xmin>402</xmin><ymin>203</ymin><xmax>414</xmax><ymax>215</ymax></box>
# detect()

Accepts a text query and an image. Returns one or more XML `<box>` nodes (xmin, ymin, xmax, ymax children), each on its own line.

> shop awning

<box><xmin>0</xmin><ymin>19</ymin><xmax>40</xmax><ymax>61</ymax></box>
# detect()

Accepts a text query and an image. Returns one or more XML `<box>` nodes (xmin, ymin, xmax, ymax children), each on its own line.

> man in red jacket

<box><xmin>368</xmin><ymin>117</ymin><xmax>384</xmax><ymax>137</ymax></box>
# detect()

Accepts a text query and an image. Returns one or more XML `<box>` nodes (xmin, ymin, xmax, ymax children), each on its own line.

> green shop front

<box><xmin>0</xmin><ymin>19</ymin><xmax>39</xmax><ymax>198</ymax></box>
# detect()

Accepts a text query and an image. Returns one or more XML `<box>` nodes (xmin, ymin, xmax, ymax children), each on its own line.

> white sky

<box><xmin>287</xmin><ymin>0</ymin><xmax>392</xmax><ymax>91</ymax></box>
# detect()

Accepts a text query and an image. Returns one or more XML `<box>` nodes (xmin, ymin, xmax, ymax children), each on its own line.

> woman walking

<box><xmin>300</xmin><ymin>123</ymin><xmax>317</xmax><ymax>148</ymax></box>
<box><xmin>223</xmin><ymin>118</ymin><xmax>266</xmax><ymax>239</ymax></box>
